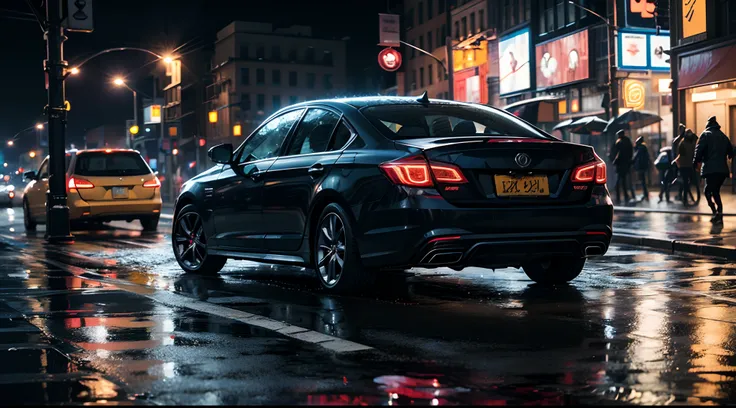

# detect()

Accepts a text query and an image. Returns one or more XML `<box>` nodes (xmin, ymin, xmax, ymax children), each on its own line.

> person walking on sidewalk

<box><xmin>694</xmin><ymin>116</ymin><xmax>734</xmax><ymax>223</ymax></box>
<box><xmin>654</xmin><ymin>146</ymin><xmax>673</xmax><ymax>202</ymax></box>
<box><xmin>673</xmin><ymin>123</ymin><xmax>686</xmax><ymax>200</ymax></box>
<box><xmin>610</xmin><ymin>129</ymin><xmax>634</xmax><ymax>203</ymax></box>
<box><xmin>632</xmin><ymin>136</ymin><xmax>651</xmax><ymax>201</ymax></box>
<box><xmin>675</xmin><ymin>129</ymin><xmax>698</xmax><ymax>206</ymax></box>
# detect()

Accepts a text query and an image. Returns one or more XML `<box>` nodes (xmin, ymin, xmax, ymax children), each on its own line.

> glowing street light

<box><xmin>6</xmin><ymin>141</ymin><xmax>13</xmax><ymax>147</ymax></box>
<box><xmin>113</xmin><ymin>77</ymin><xmax>125</xmax><ymax>86</ymax></box>
<box><xmin>172</xmin><ymin>148</ymin><xmax>179</xmax><ymax>156</ymax></box>
<box><xmin>3</xmin><ymin>163</ymin><xmax>7</xmax><ymax>168</ymax></box>
<box><xmin>163</xmin><ymin>55</ymin><xmax>174</xmax><ymax>64</ymax></box>
<box><xmin>29</xmin><ymin>151</ymin><xmax>36</xmax><ymax>158</ymax></box>
<box><xmin>70</xmin><ymin>67</ymin><xmax>80</xmax><ymax>75</ymax></box>
<box><xmin>36</xmin><ymin>123</ymin><xmax>44</xmax><ymax>130</ymax></box>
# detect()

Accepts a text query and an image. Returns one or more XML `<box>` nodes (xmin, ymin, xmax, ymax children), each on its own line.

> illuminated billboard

<box><xmin>618</xmin><ymin>30</ymin><xmax>670</xmax><ymax>71</ymax></box>
<box><xmin>498</xmin><ymin>27</ymin><xmax>531</xmax><ymax>95</ymax></box>
<box><xmin>144</xmin><ymin>105</ymin><xmax>161</xmax><ymax>124</ymax></box>
<box><xmin>535</xmin><ymin>29</ymin><xmax>589</xmax><ymax>89</ymax></box>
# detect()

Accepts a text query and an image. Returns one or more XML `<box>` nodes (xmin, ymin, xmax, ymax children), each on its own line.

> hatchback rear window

<box><xmin>360</xmin><ymin>104</ymin><xmax>551</xmax><ymax>140</ymax></box>
<box><xmin>74</xmin><ymin>152</ymin><xmax>151</xmax><ymax>177</ymax></box>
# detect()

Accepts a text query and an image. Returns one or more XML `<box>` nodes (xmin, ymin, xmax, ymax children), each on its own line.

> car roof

<box><xmin>289</xmin><ymin>96</ymin><xmax>474</xmax><ymax>110</ymax></box>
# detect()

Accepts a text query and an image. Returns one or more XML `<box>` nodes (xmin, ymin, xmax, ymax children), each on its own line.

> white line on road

<box><xmin>37</xmin><ymin>256</ymin><xmax>374</xmax><ymax>354</ymax></box>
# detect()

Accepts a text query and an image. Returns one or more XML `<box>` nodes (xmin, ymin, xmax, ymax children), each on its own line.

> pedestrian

<box><xmin>674</xmin><ymin>129</ymin><xmax>697</xmax><ymax>206</ymax></box>
<box><xmin>673</xmin><ymin>123</ymin><xmax>686</xmax><ymax>200</ymax></box>
<box><xmin>609</xmin><ymin>129</ymin><xmax>634</xmax><ymax>203</ymax></box>
<box><xmin>632</xmin><ymin>136</ymin><xmax>651</xmax><ymax>201</ymax></box>
<box><xmin>694</xmin><ymin>116</ymin><xmax>734</xmax><ymax>223</ymax></box>
<box><xmin>654</xmin><ymin>146</ymin><xmax>673</xmax><ymax>202</ymax></box>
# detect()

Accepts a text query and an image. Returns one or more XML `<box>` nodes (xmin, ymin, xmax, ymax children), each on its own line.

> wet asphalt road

<box><xmin>0</xmin><ymin>208</ymin><xmax>736</xmax><ymax>405</ymax></box>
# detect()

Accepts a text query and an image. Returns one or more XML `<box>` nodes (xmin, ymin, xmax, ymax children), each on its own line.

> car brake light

<box><xmin>143</xmin><ymin>177</ymin><xmax>161</xmax><ymax>188</ymax></box>
<box><xmin>572</xmin><ymin>160</ymin><xmax>607</xmax><ymax>184</ymax></box>
<box><xmin>67</xmin><ymin>177</ymin><xmax>94</xmax><ymax>190</ymax></box>
<box><xmin>380</xmin><ymin>156</ymin><xmax>467</xmax><ymax>187</ymax></box>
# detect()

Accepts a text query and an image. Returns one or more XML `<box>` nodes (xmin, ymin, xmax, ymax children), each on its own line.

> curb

<box><xmin>614</xmin><ymin>206</ymin><xmax>736</xmax><ymax>217</ymax></box>
<box><xmin>612</xmin><ymin>233</ymin><xmax>736</xmax><ymax>260</ymax></box>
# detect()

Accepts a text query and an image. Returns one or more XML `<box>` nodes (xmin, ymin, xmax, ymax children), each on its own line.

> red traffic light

<box><xmin>198</xmin><ymin>138</ymin><xmax>206</xmax><ymax>147</ymax></box>
<box><xmin>378</xmin><ymin>47</ymin><xmax>402</xmax><ymax>72</ymax></box>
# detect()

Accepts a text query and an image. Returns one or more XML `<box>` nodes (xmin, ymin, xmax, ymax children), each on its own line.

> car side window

<box><xmin>239</xmin><ymin>109</ymin><xmax>304</xmax><ymax>164</ymax></box>
<box><xmin>38</xmin><ymin>160</ymin><xmax>49</xmax><ymax>179</ymax></box>
<box><xmin>286</xmin><ymin>108</ymin><xmax>340</xmax><ymax>156</ymax></box>
<box><xmin>328</xmin><ymin>121</ymin><xmax>354</xmax><ymax>151</ymax></box>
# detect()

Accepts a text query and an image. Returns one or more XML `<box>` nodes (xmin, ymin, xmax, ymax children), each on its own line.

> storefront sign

<box><xmin>498</xmin><ymin>27</ymin><xmax>531</xmax><ymax>95</ymax></box>
<box><xmin>620</xmin><ymin>32</ymin><xmax>648</xmax><ymax>68</ymax></box>
<box><xmin>618</xmin><ymin>30</ymin><xmax>670</xmax><ymax>71</ymax></box>
<box><xmin>626</xmin><ymin>0</ymin><xmax>656</xmax><ymax>29</ymax></box>
<box><xmin>535</xmin><ymin>29</ymin><xmax>589</xmax><ymax>89</ymax></box>
<box><xmin>454</xmin><ymin>65</ymin><xmax>488</xmax><ymax>104</ymax></box>
<box><xmin>682</xmin><ymin>0</ymin><xmax>706</xmax><ymax>38</ymax></box>
<box><xmin>623</xmin><ymin>80</ymin><xmax>646</xmax><ymax>110</ymax></box>
<box><xmin>144</xmin><ymin>105</ymin><xmax>161</xmax><ymax>124</ymax></box>
<box><xmin>679</xmin><ymin>44</ymin><xmax>736</xmax><ymax>89</ymax></box>
<box><xmin>378</xmin><ymin>14</ymin><xmax>400</xmax><ymax>46</ymax></box>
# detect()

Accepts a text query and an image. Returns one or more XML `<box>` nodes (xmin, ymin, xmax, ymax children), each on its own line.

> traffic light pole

<box><xmin>44</xmin><ymin>0</ymin><xmax>73</xmax><ymax>242</ymax></box>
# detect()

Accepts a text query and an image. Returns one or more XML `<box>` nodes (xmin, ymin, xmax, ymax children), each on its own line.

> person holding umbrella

<box><xmin>694</xmin><ymin>116</ymin><xmax>734</xmax><ymax>223</ymax></box>
<box><xmin>632</xmin><ymin>136</ymin><xmax>651</xmax><ymax>201</ymax></box>
<box><xmin>609</xmin><ymin>129</ymin><xmax>634</xmax><ymax>203</ymax></box>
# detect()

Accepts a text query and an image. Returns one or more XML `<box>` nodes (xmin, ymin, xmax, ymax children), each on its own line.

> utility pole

<box><xmin>44</xmin><ymin>0</ymin><xmax>72</xmax><ymax>242</ymax></box>
<box><xmin>446</xmin><ymin>36</ymin><xmax>455</xmax><ymax>100</ymax></box>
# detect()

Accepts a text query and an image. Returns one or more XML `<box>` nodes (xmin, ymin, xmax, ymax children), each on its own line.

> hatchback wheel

<box><xmin>173</xmin><ymin>204</ymin><xmax>226</xmax><ymax>274</ymax></box>
<box><xmin>314</xmin><ymin>203</ymin><xmax>373</xmax><ymax>293</ymax></box>
<box><xmin>522</xmin><ymin>257</ymin><xmax>586</xmax><ymax>285</ymax></box>
<box><xmin>23</xmin><ymin>200</ymin><xmax>36</xmax><ymax>232</ymax></box>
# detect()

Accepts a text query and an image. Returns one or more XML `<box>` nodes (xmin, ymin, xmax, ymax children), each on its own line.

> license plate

<box><xmin>112</xmin><ymin>187</ymin><xmax>129</xmax><ymax>199</ymax></box>
<box><xmin>494</xmin><ymin>175</ymin><xmax>550</xmax><ymax>197</ymax></box>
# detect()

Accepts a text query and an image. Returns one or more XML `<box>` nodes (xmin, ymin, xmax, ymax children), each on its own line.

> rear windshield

<box><xmin>360</xmin><ymin>104</ymin><xmax>551</xmax><ymax>140</ymax></box>
<box><xmin>74</xmin><ymin>152</ymin><xmax>151</xmax><ymax>177</ymax></box>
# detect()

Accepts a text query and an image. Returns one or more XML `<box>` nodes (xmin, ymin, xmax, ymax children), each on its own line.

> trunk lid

<box><xmin>395</xmin><ymin>137</ymin><xmax>597</xmax><ymax>207</ymax></box>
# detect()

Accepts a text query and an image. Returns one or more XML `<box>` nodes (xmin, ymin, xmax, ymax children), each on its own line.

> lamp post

<box><xmin>113</xmin><ymin>77</ymin><xmax>137</xmax><ymax>148</ymax></box>
<box><xmin>568</xmin><ymin>0</ymin><xmax>619</xmax><ymax>121</ymax></box>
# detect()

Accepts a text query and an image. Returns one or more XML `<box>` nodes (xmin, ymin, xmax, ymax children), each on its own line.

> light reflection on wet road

<box><xmin>0</xmin><ymin>208</ymin><xmax>735</xmax><ymax>404</ymax></box>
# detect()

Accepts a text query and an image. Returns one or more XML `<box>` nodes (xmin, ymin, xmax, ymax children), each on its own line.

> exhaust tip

<box><xmin>427</xmin><ymin>252</ymin><xmax>463</xmax><ymax>265</ymax></box>
<box><xmin>584</xmin><ymin>245</ymin><xmax>604</xmax><ymax>257</ymax></box>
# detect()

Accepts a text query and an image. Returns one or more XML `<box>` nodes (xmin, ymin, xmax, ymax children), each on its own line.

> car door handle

<box><xmin>308</xmin><ymin>164</ymin><xmax>325</xmax><ymax>176</ymax></box>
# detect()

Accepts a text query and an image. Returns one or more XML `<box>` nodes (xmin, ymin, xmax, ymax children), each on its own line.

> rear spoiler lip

<box><xmin>393</xmin><ymin>136</ymin><xmax>559</xmax><ymax>150</ymax></box>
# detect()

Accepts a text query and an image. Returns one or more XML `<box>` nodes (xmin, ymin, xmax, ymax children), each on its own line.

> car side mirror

<box><xmin>208</xmin><ymin>143</ymin><xmax>234</xmax><ymax>164</ymax></box>
<box><xmin>23</xmin><ymin>171</ymin><xmax>37</xmax><ymax>181</ymax></box>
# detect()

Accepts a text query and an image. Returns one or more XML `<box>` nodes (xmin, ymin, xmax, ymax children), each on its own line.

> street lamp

<box><xmin>69</xmin><ymin>67</ymin><xmax>79</xmax><ymax>75</ymax></box>
<box><xmin>113</xmin><ymin>77</ymin><xmax>137</xmax><ymax>148</ymax></box>
<box><xmin>6</xmin><ymin>141</ymin><xmax>13</xmax><ymax>147</ymax></box>
<box><xmin>29</xmin><ymin>151</ymin><xmax>36</xmax><ymax>159</ymax></box>
<box><xmin>36</xmin><ymin>123</ymin><xmax>44</xmax><ymax>130</ymax></box>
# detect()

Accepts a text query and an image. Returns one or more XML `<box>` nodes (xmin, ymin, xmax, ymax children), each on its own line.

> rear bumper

<box><xmin>69</xmin><ymin>193</ymin><xmax>162</xmax><ymax>221</ymax></box>
<box><xmin>356</xmin><ymin>186</ymin><xmax>613</xmax><ymax>269</ymax></box>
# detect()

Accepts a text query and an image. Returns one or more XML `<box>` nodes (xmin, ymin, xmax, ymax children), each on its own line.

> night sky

<box><xmin>0</xmin><ymin>0</ymin><xmax>395</xmax><ymax>150</ymax></box>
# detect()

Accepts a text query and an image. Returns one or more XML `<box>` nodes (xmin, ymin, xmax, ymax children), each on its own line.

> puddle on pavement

<box><xmin>0</xmin><ymin>375</ymin><xmax>131</xmax><ymax>405</ymax></box>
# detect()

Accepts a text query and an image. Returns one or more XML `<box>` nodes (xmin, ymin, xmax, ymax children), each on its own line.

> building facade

<box><xmin>206</xmin><ymin>22</ymin><xmax>348</xmax><ymax>147</ymax></box>
<box><xmin>671</xmin><ymin>0</ymin><xmax>736</xmax><ymax>138</ymax></box>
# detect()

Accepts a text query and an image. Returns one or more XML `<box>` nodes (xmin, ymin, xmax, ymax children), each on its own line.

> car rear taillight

<box><xmin>143</xmin><ymin>177</ymin><xmax>161</xmax><ymax>188</ymax></box>
<box><xmin>571</xmin><ymin>160</ymin><xmax>607</xmax><ymax>184</ymax></box>
<box><xmin>380</xmin><ymin>156</ymin><xmax>467</xmax><ymax>187</ymax></box>
<box><xmin>67</xmin><ymin>177</ymin><xmax>94</xmax><ymax>190</ymax></box>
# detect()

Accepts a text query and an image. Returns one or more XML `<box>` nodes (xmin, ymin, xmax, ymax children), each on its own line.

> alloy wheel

<box><xmin>174</xmin><ymin>212</ymin><xmax>206</xmax><ymax>268</ymax></box>
<box><xmin>316</xmin><ymin>212</ymin><xmax>346</xmax><ymax>287</ymax></box>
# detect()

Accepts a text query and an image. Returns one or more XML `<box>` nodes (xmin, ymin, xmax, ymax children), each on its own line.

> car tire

<box><xmin>23</xmin><ymin>200</ymin><xmax>36</xmax><ymax>232</ymax></box>
<box><xmin>313</xmin><ymin>203</ymin><xmax>374</xmax><ymax>293</ymax></box>
<box><xmin>522</xmin><ymin>257</ymin><xmax>586</xmax><ymax>285</ymax></box>
<box><xmin>140</xmin><ymin>215</ymin><xmax>160</xmax><ymax>232</ymax></box>
<box><xmin>173</xmin><ymin>204</ymin><xmax>226</xmax><ymax>275</ymax></box>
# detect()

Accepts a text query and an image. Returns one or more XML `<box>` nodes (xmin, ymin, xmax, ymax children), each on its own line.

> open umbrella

<box><xmin>604</xmin><ymin>110</ymin><xmax>663</xmax><ymax>133</ymax></box>
<box><xmin>569</xmin><ymin>116</ymin><xmax>608</xmax><ymax>134</ymax></box>
<box><xmin>553</xmin><ymin>119</ymin><xmax>574</xmax><ymax>131</ymax></box>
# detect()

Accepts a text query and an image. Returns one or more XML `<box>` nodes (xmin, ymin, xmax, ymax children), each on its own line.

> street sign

<box><xmin>378</xmin><ymin>47</ymin><xmax>402</xmax><ymax>72</ymax></box>
<box><xmin>378</xmin><ymin>13</ymin><xmax>400</xmax><ymax>46</ymax></box>
<box><xmin>63</xmin><ymin>0</ymin><xmax>94</xmax><ymax>33</ymax></box>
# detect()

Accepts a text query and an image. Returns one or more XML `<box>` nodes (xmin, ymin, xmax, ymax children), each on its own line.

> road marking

<box><xmin>36</xmin><ymin>255</ymin><xmax>374</xmax><ymax>354</ymax></box>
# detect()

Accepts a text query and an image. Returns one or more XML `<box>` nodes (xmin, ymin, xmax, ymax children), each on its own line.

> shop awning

<box><xmin>502</xmin><ymin>95</ymin><xmax>564</xmax><ymax>124</ymax></box>
<box><xmin>679</xmin><ymin>43</ymin><xmax>736</xmax><ymax>90</ymax></box>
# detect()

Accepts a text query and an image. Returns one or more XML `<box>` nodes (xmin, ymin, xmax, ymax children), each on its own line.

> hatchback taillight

<box><xmin>379</xmin><ymin>155</ymin><xmax>467</xmax><ymax>188</ymax></box>
<box><xmin>143</xmin><ymin>177</ymin><xmax>161</xmax><ymax>188</ymax></box>
<box><xmin>571</xmin><ymin>159</ymin><xmax>607</xmax><ymax>184</ymax></box>
<box><xmin>67</xmin><ymin>176</ymin><xmax>95</xmax><ymax>190</ymax></box>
